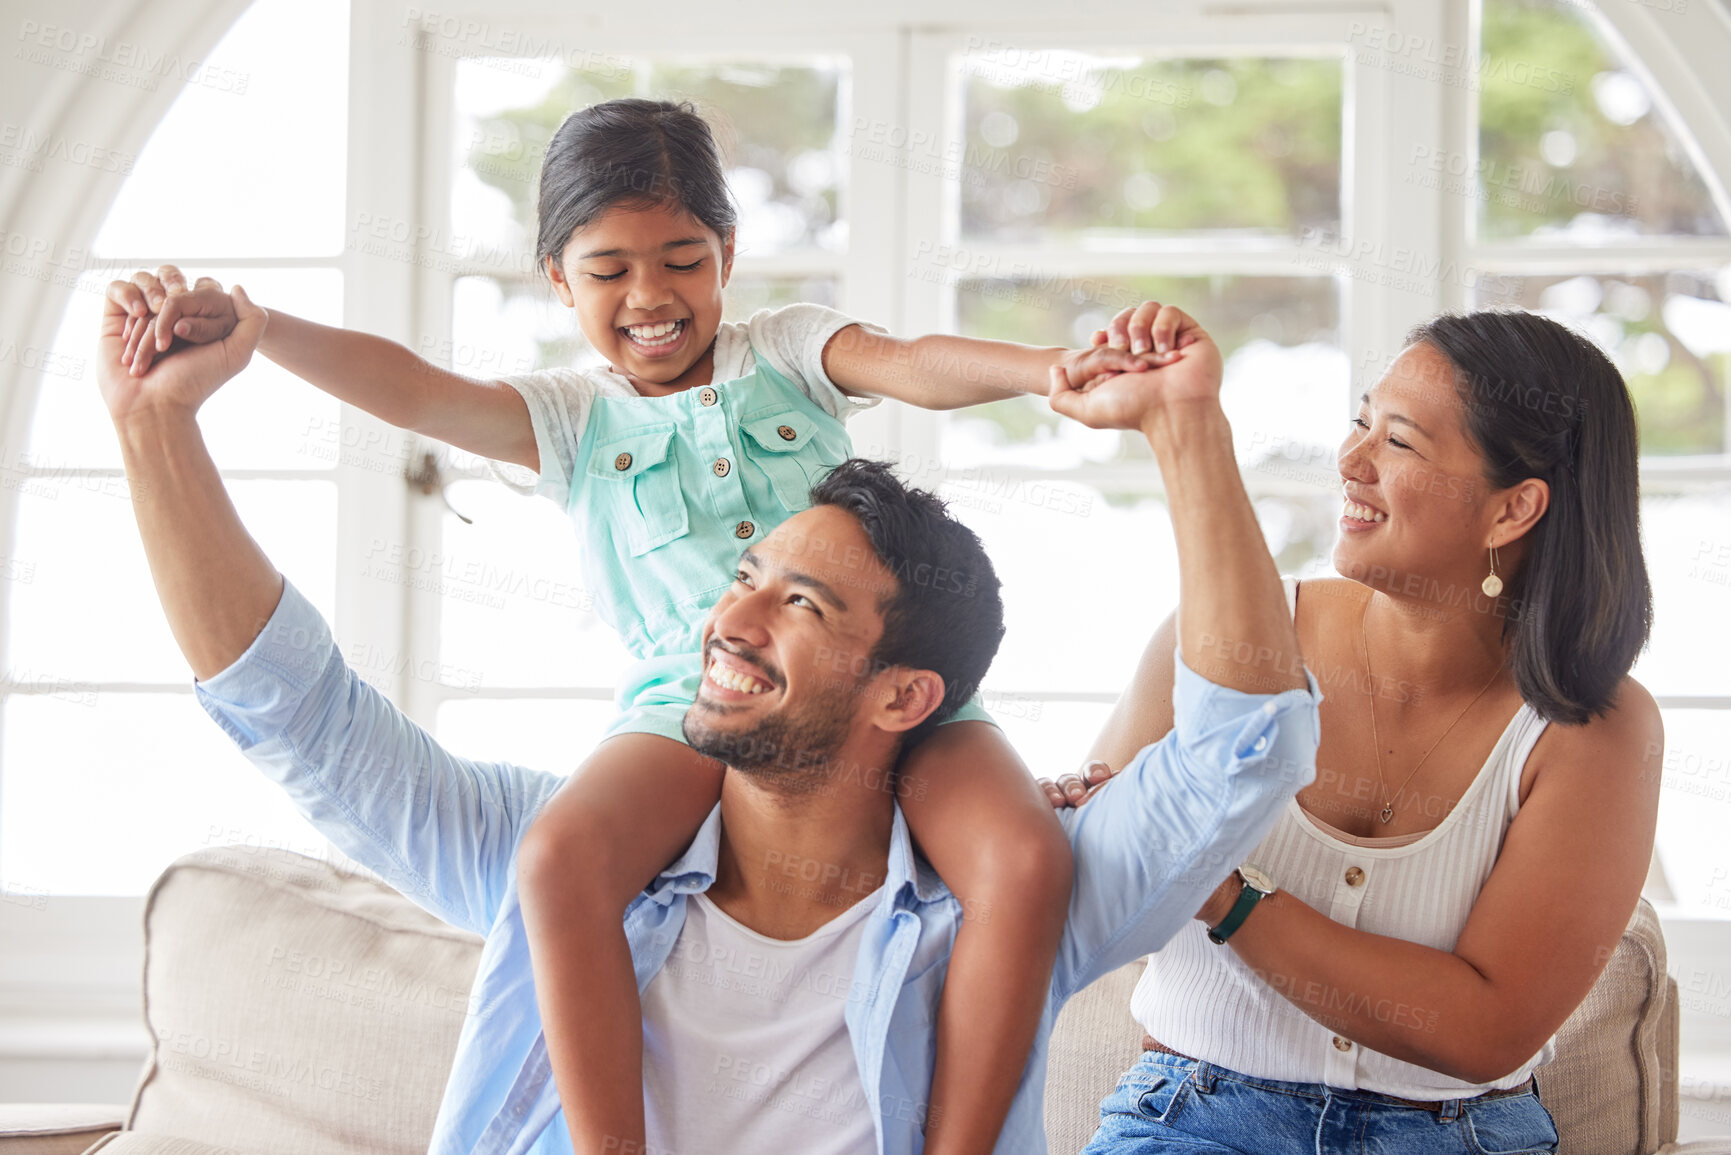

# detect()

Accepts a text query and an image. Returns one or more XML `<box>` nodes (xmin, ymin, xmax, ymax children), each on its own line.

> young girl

<box><xmin>113</xmin><ymin>98</ymin><xmax>1159</xmax><ymax>1153</ymax></box>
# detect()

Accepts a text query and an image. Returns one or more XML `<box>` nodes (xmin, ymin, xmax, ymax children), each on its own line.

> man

<box><xmin>98</xmin><ymin>284</ymin><xmax>1320</xmax><ymax>1155</ymax></box>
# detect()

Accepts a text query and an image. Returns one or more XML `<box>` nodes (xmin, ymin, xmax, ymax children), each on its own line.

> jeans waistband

<box><xmin>1138</xmin><ymin>1038</ymin><xmax>1536</xmax><ymax>1119</ymax></box>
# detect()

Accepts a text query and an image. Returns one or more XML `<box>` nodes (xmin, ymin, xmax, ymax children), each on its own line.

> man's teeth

<box><xmin>624</xmin><ymin>320</ymin><xmax>683</xmax><ymax>346</ymax></box>
<box><xmin>708</xmin><ymin>661</ymin><xmax>771</xmax><ymax>695</ymax></box>
<box><xmin>1344</xmin><ymin>501</ymin><xmax>1387</xmax><ymax>524</ymax></box>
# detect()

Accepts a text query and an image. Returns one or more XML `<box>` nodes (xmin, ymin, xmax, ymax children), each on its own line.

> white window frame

<box><xmin>3</xmin><ymin>0</ymin><xmax>1729</xmax><ymax>1114</ymax></box>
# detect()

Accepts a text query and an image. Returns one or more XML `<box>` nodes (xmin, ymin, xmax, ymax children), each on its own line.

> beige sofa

<box><xmin>1</xmin><ymin>844</ymin><xmax>1726</xmax><ymax>1155</ymax></box>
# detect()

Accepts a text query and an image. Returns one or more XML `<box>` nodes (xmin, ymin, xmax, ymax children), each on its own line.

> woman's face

<box><xmin>547</xmin><ymin>200</ymin><xmax>732</xmax><ymax>394</ymax></box>
<box><xmin>1332</xmin><ymin>342</ymin><xmax>1498</xmax><ymax>597</ymax></box>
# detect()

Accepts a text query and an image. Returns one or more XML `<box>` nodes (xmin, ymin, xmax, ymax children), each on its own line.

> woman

<box><xmin>1048</xmin><ymin>306</ymin><xmax>1661</xmax><ymax>1153</ymax></box>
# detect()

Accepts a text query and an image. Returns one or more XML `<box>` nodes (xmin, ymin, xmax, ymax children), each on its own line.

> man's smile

<box><xmin>703</xmin><ymin>646</ymin><xmax>778</xmax><ymax>698</ymax></box>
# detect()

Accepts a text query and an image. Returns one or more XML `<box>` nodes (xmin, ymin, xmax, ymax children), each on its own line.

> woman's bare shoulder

<box><xmin>1530</xmin><ymin>674</ymin><xmax>1664</xmax><ymax>787</ymax></box>
<box><xmin>1290</xmin><ymin>576</ymin><xmax>1367</xmax><ymax>635</ymax></box>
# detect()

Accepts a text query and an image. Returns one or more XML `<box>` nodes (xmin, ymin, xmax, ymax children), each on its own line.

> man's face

<box><xmin>682</xmin><ymin>505</ymin><xmax>899</xmax><ymax>790</ymax></box>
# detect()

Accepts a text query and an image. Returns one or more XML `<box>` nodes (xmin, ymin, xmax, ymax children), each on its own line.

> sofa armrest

<box><xmin>0</xmin><ymin>1103</ymin><xmax>126</xmax><ymax>1154</ymax></box>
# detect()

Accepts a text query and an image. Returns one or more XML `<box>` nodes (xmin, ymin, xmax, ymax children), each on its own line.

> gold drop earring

<box><xmin>1481</xmin><ymin>543</ymin><xmax>1503</xmax><ymax>597</ymax></box>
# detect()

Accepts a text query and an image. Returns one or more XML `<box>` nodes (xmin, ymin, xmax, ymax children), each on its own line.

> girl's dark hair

<box><xmin>808</xmin><ymin>459</ymin><xmax>1007</xmax><ymax>749</ymax></box>
<box><xmin>534</xmin><ymin>98</ymin><xmax>737</xmax><ymax>276</ymax></box>
<box><xmin>1407</xmin><ymin>310</ymin><xmax>1651</xmax><ymax>725</ymax></box>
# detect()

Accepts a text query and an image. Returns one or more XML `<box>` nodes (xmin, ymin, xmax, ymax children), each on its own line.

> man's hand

<box><xmin>99</xmin><ymin>281</ymin><xmax>265</xmax><ymax>424</ymax></box>
<box><xmin>107</xmin><ymin>265</ymin><xmax>239</xmax><ymax>377</ymax></box>
<box><xmin>1049</xmin><ymin>304</ymin><xmax>1222</xmax><ymax>434</ymax></box>
<box><xmin>1089</xmin><ymin>300</ymin><xmax>1203</xmax><ymax>358</ymax></box>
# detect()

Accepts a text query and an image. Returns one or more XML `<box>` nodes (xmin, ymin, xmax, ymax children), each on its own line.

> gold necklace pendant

<box><xmin>1361</xmin><ymin>598</ymin><xmax>1506</xmax><ymax>831</ymax></box>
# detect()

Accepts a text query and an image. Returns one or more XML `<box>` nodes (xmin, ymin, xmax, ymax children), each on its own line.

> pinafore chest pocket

<box><xmin>740</xmin><ymin>409</ymin><xmax>824</xmax><ymax>513</ymax></box>
<box><xmin>584</xmin><ymin>423</ymin><xmax>690</xmax><ymax>557</ymax></box>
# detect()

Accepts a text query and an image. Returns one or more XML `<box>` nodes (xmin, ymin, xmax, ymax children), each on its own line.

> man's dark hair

<box><xmin>808</xmin><ymin>459</ymin><xmax>1006</xmax><ymax>747</ymax></box>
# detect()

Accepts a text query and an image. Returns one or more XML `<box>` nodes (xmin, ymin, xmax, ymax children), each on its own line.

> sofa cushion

<box><xmin>1044</xmin><ymin>961</ymin><xmax>1146</xmax><ymax>1154</ymax></box>
<box><xmin>127</xmin><ymin>846</ymin><xmax>483</xmax><ymax>1155</ymax></box>
<box><xmin>1544</xmin><ymin>897</ymin><xmax>1673</xmax><ymax>1155</ymax></box>
<box><xmin>84</xmin><ymin>1134</ymin><xmax>244</xmax><ymax>1154</ymax></box>
<box><xmin>0</xmin><ymin>1103</ymin><xmax>125</xmax><ymax>1155</ymax></box>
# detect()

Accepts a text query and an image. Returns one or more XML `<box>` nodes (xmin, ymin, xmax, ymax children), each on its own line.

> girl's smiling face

<box><xmin>546</xmin><ymin>200</ymin><xmax>733</xmax><ymax>395</ymax></box>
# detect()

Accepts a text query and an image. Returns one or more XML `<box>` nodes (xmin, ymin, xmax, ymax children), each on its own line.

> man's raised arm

<box><xmin>1046</xmin><ymin>303</ymin><xmax>1321</xmax><ymax>993</ymax></box>
<box><xmin>1055</xmin><ymin>305</ymin><xmax>1302</xmax><ymax>698</ymax></box>
<box><xmin>100</xmin><ymin>285</ymin><xmax>283</xmax><ymax>676</ymax></box>
<box><xmin>97</xmin><ymin>285</ymin><xmax>558</xmax><ymax>935</ymax></box>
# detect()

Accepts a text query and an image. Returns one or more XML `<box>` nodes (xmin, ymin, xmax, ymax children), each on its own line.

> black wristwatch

<box><xmin>1206</xmin><ymin>865</ymin><xmax>1276</xmax><ymax>945</ymax></box>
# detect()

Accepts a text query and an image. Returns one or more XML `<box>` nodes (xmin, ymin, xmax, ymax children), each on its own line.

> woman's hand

<box><xmin>1049</xmin><ymin>304</ymin><xmax>1223</xmax><ymax>433</ymax></box>
<box><xmin>1038</xmin><ymin>759</ymin><xmax>1119</xmax><ymax>809</ymax></box>
<box><xmin>107</xmin><ymin>265</ymin><xmax>239</xmax><ymax>377</ymax></box>
<box><xmin>98</xmin><ymin>282</ymin><xmax>265</xmax><ymax>425</ymax></box>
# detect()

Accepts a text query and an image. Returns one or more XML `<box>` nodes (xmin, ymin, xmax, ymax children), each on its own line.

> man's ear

<box><xmin>874</xmin><ymin>668</ymin><xmax>947</xmax><ymax>736</ymax></box>
<box><xmin>546</xmin><ymin>254</ymin><xmax>576</xmax><ymax>308</ymax></box>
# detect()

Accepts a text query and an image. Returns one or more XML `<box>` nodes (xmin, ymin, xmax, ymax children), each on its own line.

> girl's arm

<box><xmin>108</xmin><ymin>267</ymin><xmax>539</xmax><ymax>471</ymax></box>
<box><xmin>254</xmin><ymin>309</ymin><xmax>538</xmax><ymax>470</ymax></box>
<box><xmin>897</xmin><ymin>721</ymin><xmax>1071</xmax><ymax>1155</ymax></box>
<box><xmin>819</xmin><ymin>322</ymin><xmax>1163</xmax><ymax>411</ymax></box>
<box><xmin>1193</xmin><ymin>689</ymin><xmax>1662</xmax><ymax>1084</ymax></box>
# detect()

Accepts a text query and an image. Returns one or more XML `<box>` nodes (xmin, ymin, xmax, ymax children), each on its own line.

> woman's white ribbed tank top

<box><xmin>1129</xmin><ymin>578</ymin><xmax>1554</xmax><ymax>1100</ymax></box>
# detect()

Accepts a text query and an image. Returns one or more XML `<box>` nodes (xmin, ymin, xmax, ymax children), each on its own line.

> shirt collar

<box><xmin>890</xmin><ymin>804</ymin><xmax>951</xmax><ymax>907</ymax></box>
<box><xmin>646</xmin><ymin>804</ymin><xmax>724</xmax><ymax>901</ymax></box>
<box><xmin>647</xmin><ymin>802</ymin><xmax>953</xmax><ymax>909</ymax></box>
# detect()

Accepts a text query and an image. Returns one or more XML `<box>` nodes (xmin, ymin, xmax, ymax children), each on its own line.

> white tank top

<box><xmin>1130</xmin><ymin>578</ymin><xmax>1554</xmax><ymax>1100</ymax></box>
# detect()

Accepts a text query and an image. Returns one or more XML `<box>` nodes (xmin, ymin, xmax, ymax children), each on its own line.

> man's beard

<box><xmin>681</xmin><ymin>664</ymin><xmax>866</xmax><ymax>797</ymax></box>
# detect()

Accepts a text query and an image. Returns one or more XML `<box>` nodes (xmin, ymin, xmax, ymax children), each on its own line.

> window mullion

<box><xmin>836</xmin><ymin>30</ymin><xmax>909</xmax><ymax>463</ymax></box>
<box><xmin>386</xmin><ymin>28</ymin><xmax>465</xmax><ymax>732</ymax></box>
<box><xmin>334</xmin><ymin>0</ymin><xmax>426</xmax><ymax>718</ymax></box>
<box><xmin>896</xmin><ymin>30</ymin><xmax>966</xmax><ymax>475</ymax></box>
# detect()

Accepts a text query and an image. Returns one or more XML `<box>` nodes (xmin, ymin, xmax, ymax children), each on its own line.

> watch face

<box><xmin>1239</xmin><ymin>865</ymin><xmax>1276</xmax><ymax>894</ymax></box>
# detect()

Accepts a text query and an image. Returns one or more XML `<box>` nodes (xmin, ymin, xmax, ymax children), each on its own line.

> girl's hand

<box><xmin>107</xmin><ymin>265</ymin><xmax>239</xmax><ymax>377</ymax></box>
<box><xmin>98</xmin><ymin>283</ymin><xmax>266</xmax><ymax>424</ymax></box>
<box><xmin>1038</xmin><ymin>759</ymin><xmax>1119</xmax><ymax>809</ymax></box>
<box><xmin>1050</xmin><ymin>304</ymin><xmax>1223</xmax><ymax>433</ymax></box>
<box><xmin>1090</xmin><ymin>300</ymin><xmax>1202</xmax><ymax>357</ymax></box>
<box><xmin>1053</xmin><ymin>342</ymin><xmax>1172</xmax><ymax>393</ymax></box>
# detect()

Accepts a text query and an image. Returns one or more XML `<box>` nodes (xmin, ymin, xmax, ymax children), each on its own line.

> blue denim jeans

<box><xmin>1080</xmin><ymin>1050</ymin><xmax>1560</xmax><ymax>1154</ymax></box>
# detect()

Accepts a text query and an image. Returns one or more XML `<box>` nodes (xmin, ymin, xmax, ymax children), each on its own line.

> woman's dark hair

<box><xmin>808</xmin><ymin>459</ymin><xmax>1007</xmax><ymax>748</ymax></box>
<box><xmin>534</xmin><ymin>98</ymin><xmax>737</xmax><ymax>276</ymax></box>
<box><xmin>1407</xmin><ymin>309</ymin><xmax>1651</xmax><ymax>725</ymax></box>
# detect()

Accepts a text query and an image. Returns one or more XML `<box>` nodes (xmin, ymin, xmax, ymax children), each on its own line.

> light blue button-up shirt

<box><xmin>195</xmin><ymin>580</ymin><xmax>1321</xmax><ymax>1154</ymax></box>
